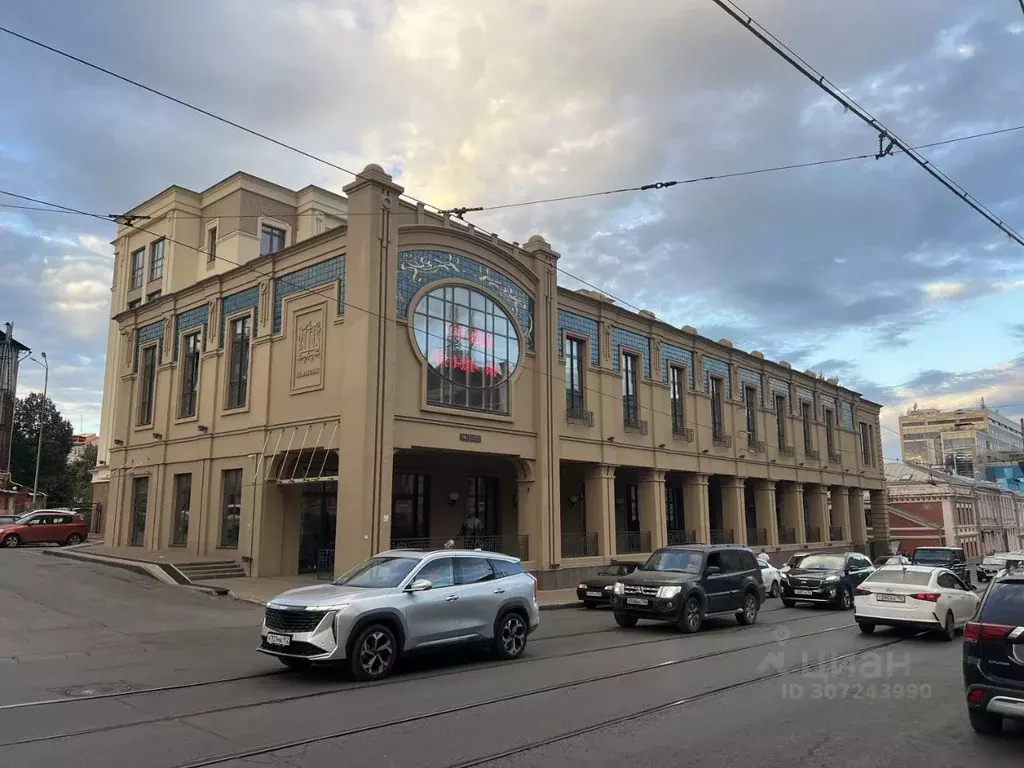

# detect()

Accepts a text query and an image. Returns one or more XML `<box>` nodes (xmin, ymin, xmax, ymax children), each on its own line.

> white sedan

<box><xmin>853</xmin><ymin>565</ymin><xmax>980</xmax><ymax>641</ymax></box>
<box><xmin>757</xmin><ymin>559</ymin><xmax>781</xmax><ymax>598</ymax></box>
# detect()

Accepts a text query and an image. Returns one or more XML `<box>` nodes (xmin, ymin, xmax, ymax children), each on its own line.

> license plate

<box><xmin>794</xmin><ymin>589</ymin><xmax>813</xmax><ymax>596</ymax></box>
<box><xmin>266</xmin><ymin>633</ymin><xmax>291</xmax><ymax>647</ymax></box>
<box><xmin>586</xmin><ymin>591</ymin><xmax>603</xmax><ymax>597</ymax></box>
<box><xmin>876</xmin><ymin>594</ymin><xmax>905</xmax><ymax>603</ymax></box>
<box><xmin>626</xmin><ymin>597</ymin><xmax>648</xmax><ymax>606</ymax></box>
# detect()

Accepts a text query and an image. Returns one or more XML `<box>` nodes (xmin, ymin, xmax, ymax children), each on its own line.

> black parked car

<box><xmin>780</xmin><ymin>551</ymin><xmax>874</xmax><ymax>610</ymax></box>
<box><xmin>576</xmin><ymin>561</ymin><xmax>640</xmax><ymax>607</ymax></box>
<box><xmin>610</xmin><ymin>545</ymin><xmax>765</xmax><ymax>634</ymax></box>
<box><xmin>912</xmin><ymin>546</ymin><xmax>971</xmax><ymax>585</ymax></box>
<box><xmin>963</xmin><ymin>569</ymin><xmax>1024</xmax><ymax>735</ymax></box>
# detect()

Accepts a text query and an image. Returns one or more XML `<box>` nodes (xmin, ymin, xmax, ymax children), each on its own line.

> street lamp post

<box><xmin>30</xmin><ymin>352</ymin><xmax>48</xmax><ymax>510</ymax></box>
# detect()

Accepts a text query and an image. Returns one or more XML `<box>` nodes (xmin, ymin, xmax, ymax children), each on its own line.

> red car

<box><xmin>0</xmin><ymin>510</ymin><xmax>88</xmax><ymax>548</ymax></box>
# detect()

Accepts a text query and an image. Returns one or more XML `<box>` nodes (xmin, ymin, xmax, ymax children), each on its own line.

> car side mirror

<box><xmin>406</xmin><ymin>579</ymin><xmax>433</xmax><ymax>592</ymax></box>
<box><xmin>968</xmin><ymin>583</ymin><xmax>977</xmax><ymax>591</ymax></box>
<box><xmin>706</xmin><ymin>565</ymin><xmax>721</xmax><ymax>576</ymax></box>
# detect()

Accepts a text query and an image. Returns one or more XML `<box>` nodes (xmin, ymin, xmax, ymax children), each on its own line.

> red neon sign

<box><xmin>447</xmin><ymin>324</ymin><xmax>494</xmax><ymax>349</ymax></box>
<box><xmin>430</xmin><ymin>350</ymin><xmax>503</xmax><ymax>380</ymax></box>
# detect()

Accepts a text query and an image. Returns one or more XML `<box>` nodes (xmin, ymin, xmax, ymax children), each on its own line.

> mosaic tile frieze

<box><xmin>796</xmin><ymin>385</ymin><xmax>814</xmax><ymax>407</ymax></box>
<box><xmin>769</xmin><ymin>377</ymin><xmax>793</xmax><ymax>414</ymax></box>
<box><xmin>397</xmin><ymin>249</ymin><xmax>535</xmax><ymax>350</ymax></box>
<box><xmin>134</xmin><ymin>321</ymin><xmax>164</xmax><ymax>372</ymax></box>
<box><xmin>738</xmin><ymin>368</ymin><xmax>763</xmax><ymax>406</ymax></box>
<box><xmin>819</xmin><ymin>394</ymin><xmax>837</xmax><ymax>421</ymax></box>
<box><xmin>273</xmin><ymin>255</ymin><xmax>345</xmax><ymax>333</ymax></box>
<box><xmin>660</xmin><ymin>344</ymin><xmax>695</xmax><ymax>389</ymax></box>
<box><xmin>841</xmin><ymin>401</ymin><xmax>855</xmax><ymax>431</ymax></box>
<box><xmin>220</xmin><ymin>286</ymin><xmax>260</xmax><ymax>348</ymax></box>
<box><xmin>173</xmin><ymin>305</ymin><xmax>209</xmax><ymax>362</ymax></box>
<box><xmin>702</xmin><ymin>356</ymin><xmax>732</xmax><ymax>399</ymax></box>
<box><xmin>557</xmin><ymin>310</ymin><xmax>600</xmax><ymax>366</ymax></box>
<box><xmin>610</xmin><ymin>327</ymin><xmax>652</xmax><ymax>379</ymax></box>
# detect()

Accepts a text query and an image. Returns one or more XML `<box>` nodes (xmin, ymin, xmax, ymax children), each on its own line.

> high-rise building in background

<box><xmin>899</xmin><ymin>402</ymin><xmax>1024</xmax><ymax>480</ymax></box>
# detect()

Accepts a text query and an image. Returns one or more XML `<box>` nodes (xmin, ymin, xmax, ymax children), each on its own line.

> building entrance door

<box><xmin>298</xmin><ymin>482</ymin><xmax>337</xmax><ymax>574</ymax></box>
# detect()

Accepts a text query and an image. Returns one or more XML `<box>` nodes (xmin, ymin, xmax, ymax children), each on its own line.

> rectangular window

<box><xmin>775</xmin><ymin>395</ymin><xmax>788</xmax><ymax>448</ymax></box>
<box><xmin>621</xmin><ymin>352</ymin><xmax>638</xmax><ymax>425</ymax></box>
<box><xmin>670</xmin><ymin>366</ymin><xmax>685</xmax><ymax>434</ymax></box>
<box><xmin>179</xmin><ymin>331</ymin><xmax>201</xmax><ymax>418</ymax></box>
<box><xmin>138</xmin><ymin>344</ymin><xmax>157</xmax><ymax>426</ymax></box>
<box><xmin>127</xmin><ymin>298</ymin><xmax>142</xmax><ymax>310</ymax></box>
<box><xmin>565</xmin><ymin>337</ymin><xmax>585</xmax><ymax>414</ymax></box>
<box><xmin>226</xmin><ymin>316</ymin><xmax>251</xmax><ymax>409</ymax></box>
<box><xmin>466</xmin><ymin>476</ymin><xmax>499</xmax><ymax>541</ymax></box>
<box><xmin>146</xmin><ymin>290</ymin><xmax>162</xmax><ymax>302</ymax></box>
<box><xmin>220</xmin><ymin>469</ymin><xmax>243</xmax><ymax>547</ymax></box>
<box><xmin>130</xmin><ymin>476</ymin><xmax>149</xmax><ymax>547</ymax></box>
<box><xmin>130</xmin><ymin>248</ymin><xmax>145</xmax><ymax>289</ymax></box>
<box><xmin>260</xmin><ymin>224</ymin><xmax>286</xmax><ymax>255</ymax></box>
<box><xmin>745</xmin><ymin>386</ymin><xmax>758</xmax><ymax>443</ymax></box>
<box><xmin>802</xmin><ymin>401</ymin><xmax>813</xmax><ymax>453</ymax></box>
<box><xmin>860</xmin><ymin>422</ymin><xmax>873</xmax><ymax>465</ymax></box>
<box><xmin>207</xmin><ymin>226</ymin><xmax>218</xmax><ymax>263</ymax></box>
<box><xmin>824</xmin><ymin>408</ymin><xmax>836</xmax><ymax>457</ymax></box>
<box><xmin>710</xmin><ymin>377</ymin><xmax>724</xmax><ymax>438</ymax></box>
<box><xmin>149</xmin><ymin>238</ymin><xmax>165</xmax><ymax>281</ymax></box>
<box><xmin>172</xmin><ymin>473</ymin><xmax>192</xmax><ymax>546</ymax></box>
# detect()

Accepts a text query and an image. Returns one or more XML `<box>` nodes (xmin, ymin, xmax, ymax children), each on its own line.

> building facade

<box><xmin>899</xmin><ymin>404</ymin><xmax>1024</xmax><ymax>480</ymax></box>
<box><xmin>70</xmin><ymin>433</ymin><xmax>100</xmax><ymax>462</ymax></box>
<box><xmin>885</xmin><ymin>461</ymin><xmax>1024</xmax><ymax>556</ymax></box>
<box><xmin>0</xmin><ymin>322</ymin><xmax>29</xmax><ymax>485</ymax></box>
<box><xmin>94</xmin><ymin>165</ymin><xmax>888</xmax><ymax>584</ymax></box>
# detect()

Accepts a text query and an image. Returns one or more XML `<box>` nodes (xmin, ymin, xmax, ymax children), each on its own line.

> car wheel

<box><xmin>857</xmin><ymin>621</ymin><xmax>876</xmax><ymax>635</ymax></box>
<box><xmin>836</xmin><ymin>586</ymin><xmax>853</xmax><ymax>611</ymax></box>
<box><xmin>677</xmin><ymin>597</ymin><xmax>703</xmax><ymax>634</ymax></box>
<box><xmin>350</xmin><ymin>624</ymin><xmax>398</xmax><ymax>681</ymax></box>
<box><xmin>769</xmin><ymin>581</ymin><xmax>780</xmax><ymax>598</ymax></box>
<box><xmin>781</xmin><ymin>598</ymin><xmax>796</xmax><ymax>608</ymax></box>
<box><xmin>736</xmin><ymin>593</ymin><xmax>759</xmax><ymax>626</ymax></box>
<box><xmin>64</xmin><ymin>533</ymin><xmax>83</xmax><ymax>546</ymax></box>
<box><xmin>614</xmin><ymin>612</ymin><xmax>639</xmax><ymax>628</ymax></box>
<box><xmin>968</xmin><ymin>708</ymin><xmax>1003</xmax><ymax>735</ymax></box>
<box><xmin>493</xmin><ymin>611</ymin><xmax>528</xmax><ymax>660</ymax></box>
<box><xmin>277</xmin><ymin>657</ymin><xmax>312</xmax><ymax>671</ymax></box>
<box><xmin>940</xmin><ymin>611</ymin><xmax>955</xmax><ymax>642</ymax></box>
<box><xmin>2</xmin><ymin>534</ymin><xmax>20</xmax><ymax>548</ymax></box>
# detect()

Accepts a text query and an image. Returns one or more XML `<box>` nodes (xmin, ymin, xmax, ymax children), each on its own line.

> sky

<box><xmin>1</xmin><ymin>0</ymin><xmax>1023</xmax><ymax>460</ymax></box>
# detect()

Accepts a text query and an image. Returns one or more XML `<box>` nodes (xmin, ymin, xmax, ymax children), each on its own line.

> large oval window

<box><xmin>412</xmin><ymin>285</ymin><xmax>520</xmax><ymax>413</ymax></box>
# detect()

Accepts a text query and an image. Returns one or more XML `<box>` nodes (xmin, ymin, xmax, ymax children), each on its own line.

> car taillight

<box><xmin>967</xmin><ymin>688</ymin><xmax>985</xmax><ymax>706</ymax></box>
<box><xmin>855</xmin><ymin>587</ymin><xmax>871</xmax><ymax>596</ymax></box>
<box><xmin>912</xmin><ymin>593</ymin><xmax>940</xmax><ymax>602</ymax></box>
<box><xmin>964</xmin><ymin>621</ymin><xmax>1013</xmax><ymax>643</ymax></box>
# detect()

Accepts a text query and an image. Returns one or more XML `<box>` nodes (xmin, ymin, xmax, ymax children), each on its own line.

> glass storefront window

<box><xmin>412</xmin><ymin>285</ymin><xmax>520</xmax><ymax>414</ymax></box>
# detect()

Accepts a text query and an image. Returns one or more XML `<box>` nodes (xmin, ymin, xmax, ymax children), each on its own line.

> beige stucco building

<box><xmin>92</xmin><ymin>165</ymin><xmax>889</xmax><ymax>585</ymax></box>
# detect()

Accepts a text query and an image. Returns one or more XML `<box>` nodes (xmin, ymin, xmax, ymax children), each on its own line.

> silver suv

<box><xmin>258</xmin><ymin>549</ymin><xmax>540</xmax><ymax>680</ymax></box>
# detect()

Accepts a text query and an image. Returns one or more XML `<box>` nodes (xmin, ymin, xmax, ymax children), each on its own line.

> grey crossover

<box><xmin>259</xmin><ymin>549</ymin><xmax>540</xmax><ymax>680</ymax></box>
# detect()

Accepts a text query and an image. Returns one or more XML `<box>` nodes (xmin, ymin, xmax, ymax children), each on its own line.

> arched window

<box><xmin>412</xmin><ymin>285</ymin><xmax>520</xmax><ymax>414</ymax></box>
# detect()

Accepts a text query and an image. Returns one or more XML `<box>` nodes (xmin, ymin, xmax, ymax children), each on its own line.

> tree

<box><xmin>68</xmin><ymin>442</ymin><xmax>98</xmax><ymax>508</ymax></box>
<box><xmin>9</xmin><ymin>393</ymin><xmax>74</xmax><ymax>507</ymax></box>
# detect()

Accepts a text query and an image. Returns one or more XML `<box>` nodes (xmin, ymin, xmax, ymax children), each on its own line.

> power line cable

<box><xmin>0</xmin><ymin>186</ymin><xmax>885</xmax><ymax>460</ymax></box>
<box><xmin>708</xmin><ymin>0</ymin><xmax>1024</xmax><ymax>248</ymax></box>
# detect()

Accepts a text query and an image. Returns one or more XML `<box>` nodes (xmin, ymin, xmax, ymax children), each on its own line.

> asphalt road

<box><xmin>1</xmin><ymin>550</ymin><xmax>1021</xmax><ymax>768</ymax></box>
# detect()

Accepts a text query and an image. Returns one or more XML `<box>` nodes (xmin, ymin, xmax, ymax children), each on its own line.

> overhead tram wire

<box><xmin>1</xmin><ymin>186</ymin><xmax>887</xmax><ymax>448</ymax></box>
<box><xmin>707</xmin><ymin>0</ymin><xmax>1024</xmax><ymax>249</ymax></box>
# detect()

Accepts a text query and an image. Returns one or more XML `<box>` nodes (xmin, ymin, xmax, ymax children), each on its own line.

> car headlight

<box><xmin>824</xmin><ymin>575</ymin><xmax>840</xmax><ymax>583</ymax></box>
<box><xmin>780</xmin><ymin>572</ymin><xmax>789</xmax><ymax>581</ymax></box>
<box><xmin>578</xmin><ymin>583</ymin><xmax>588</xmax><ymax>590</ymax></box>
<box><xmin>657</xmin><ymin>585</ymin><xmax>682</xmax><ymax>599</ymax></box>
<box><xmin>321</xmin><ymin>604</ymin><xmax>352</xmax><ymax>612</ymax></box>
<box><xmin>604</xmin><ymin>584</ymin><xmax>614</xmax><ymax>590</ymax></box>
<box><xmin>612</xmin><ymin>582</ymin><xmax>624</xmax><ymax>595</ymax></box>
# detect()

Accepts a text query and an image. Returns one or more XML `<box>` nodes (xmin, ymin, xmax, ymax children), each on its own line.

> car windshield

<box><xmin>877</xmin><ymin>557</ymin><xmax>902</xmax><ymax>565</ymax></box>
<box><xmin>334</xmin><ymin>556</ymin><xmax>419</xmax><ymax>588</ymax></box>
<box><xmin>786</xmin><ymin>554</ymin><xmax>809</xmax><ymax>567</ymax></box>
<box><xmin>979</xmin><ymin>582</ymin><xmax>1024</xmax><ymax>625</ymax></box>
<box><xmin>642</xmin><ymin>549</ymin><xmax>702</xmax><ymax>574</ymax></box>
<box><xmin>865</xmin><ymin>569</ymin><xmax>932</xmax><ymax>586</ymax></box>
<box><xmin>797</xmin><ymin>554</ymin><xmax>845</xmax><ymax>571</ymax></box>
<box><xmin>984</xmin><ymin>557</ymin><xmax>1007</xmax><ymax>566</ymax></box>
<box><xmin>913</xmin><ymin>549</ymin><xmax>955</xmax><ymax>563</ymax></box>
<box><xmin>14</xmin><ymin>512</ymin><xmax>36</xmax><ymax>524</ymax></box>
<box><xmin>598</xmin><ymin>564</ymin><xmax>628</xmax><ymax>576</ymax></box>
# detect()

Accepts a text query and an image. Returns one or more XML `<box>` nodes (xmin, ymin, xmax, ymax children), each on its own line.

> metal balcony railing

<box><xmin>316</xmin><ymin>548</ymin><xmax>335</xmax><ymax>581</ymax></box>
<box><xmin>746</xmin><ymin>528</ymin><xmax>768</xmax><ymax>546</ymax></box>
<box><xmin>778</xmin><ymin>527</ymin><xmax>796</xmax><ymax>544</ymax></box>
<box><xmin>805</xmin><ymin>448</ymin><xmax>820</xmax><ymax>460</ymax></box>
<box><xmin>828</xmin><ymin>525</ymin><xmax>843</xmax><ymax>541</ymax></box>
<box><xmin>623</xmin><ymin>406</ymin><xmax>648</xmax><ymax>435</ymax></box>
<box><xmin>566</xmin><ymin>393</ymin><xmax>594</xmax><ymax>426</ymax></box>
<box><xmin>710</xmin><ymin>528</ymin><xmax>734</xmax><ymax>544</ymax></box>
<box><xmin>778</xmin><ymin>446</ymin><xmax>795</xmax><ymax>458</ymax></box>
<box><xmin>747</xmin><ymin>438</ymin><xmax>766</xmax><ymax>454</ymax></box>
<box><xmin>713</xmin><ymin>434</ymin><xmax>732</xmax><ymax>448</ymax></box>
<box><xmin>828</xmin><ymin>452</ymin><xmax>842</xmax><ymax>464</ymax></box>
<box><xmin>561</xmin><ymin>531</ymin><xmax>598</xmax><ymax>559</ymax></box>
<box><xmin>616</xmin><ymin>530</ymin><xmax>652</xmax><ymax>554</ymax></box>
<box><xmin>804</xmin><ymin>526</ymin><xmax>821</xmax><ymax>543</ymax></box>
<box><xmin>667</xmin><ymin>529</ymin><xmax>697</xmax><ymax>545</ymax></box>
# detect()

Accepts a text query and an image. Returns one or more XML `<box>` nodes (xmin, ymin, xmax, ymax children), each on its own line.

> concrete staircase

<box><xmin>177</xmin><ymin>560</ymin><xmax>247</xmax><ymax>582</ymax></box>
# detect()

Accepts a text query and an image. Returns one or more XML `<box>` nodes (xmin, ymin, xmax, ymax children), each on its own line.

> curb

<box><xmin>39</xmin><ymin>548</ymin><xmax>227</xmax><ymax>596</ymax></box>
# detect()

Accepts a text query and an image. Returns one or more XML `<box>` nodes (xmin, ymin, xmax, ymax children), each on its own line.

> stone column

<box><xmin>754</xmin><ymin>480</ymin><xmax>779</xmax><ymax>547</ymax></box>
<box><xmin>869</xmin><ymin>488</ymin><xmax>890</xmax><ymax>555</ymax></box>
<box><xmin>830</xmin><ymin>486</ymin><xmax>850</xmax><ymax>543</ymax></box>
<box><xmin>637</xmin><ymin>469</ymin><xmax>667</xmax><ymax>551</ymax></box>
<box><xmin>721</xmin><ymin>477</ymin><xmax>747</xmax><ymax>545</ymax></box>
<box><xmin>334</xmin><ymin>164</ymin><xmax>403</xmax><ymax>576</ymax></box>
<box><xmin>584</xmin><ymin>464</ymin><xmax>617</xmax><ymax>557</ymax></box>
<box><xmin>780</xmin><ymin>482</ymin><xmax>805</xmax><ymax>545</ymax></box>
<box><xmin>806</xmin><ymin>484</ymin><xmax>829</xmax><ymax>543</ymax></box>
<box><xmin>683</xmin><ymin>473</ymin><xmax>711</xmax><ymax>544</ymax></box>
<box><xmin>516</xmin><ymin>458</ymin><xmax>546</xmax><ymax>567</ymax></box>
<box><xmin>848</xmin><ymin>488</ymin><xmax>867</xmax><ymax>546</ymax></box>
